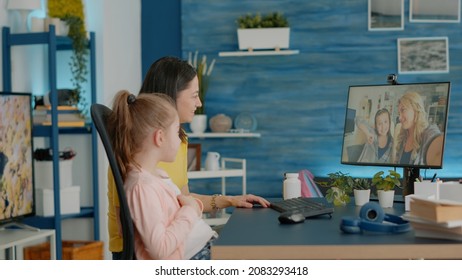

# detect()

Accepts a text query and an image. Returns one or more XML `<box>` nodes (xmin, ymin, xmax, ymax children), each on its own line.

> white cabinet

<box><xmin>188</xmin><ymin>158</ymin><xmax>246</xmax><ymax>225</ymax></box>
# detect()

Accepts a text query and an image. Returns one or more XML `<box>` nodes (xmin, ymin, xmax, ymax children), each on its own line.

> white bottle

<box><xmin>283</xmin><ymin>173</ymin><xmax>301</xmax><ymax>200</ymax></box>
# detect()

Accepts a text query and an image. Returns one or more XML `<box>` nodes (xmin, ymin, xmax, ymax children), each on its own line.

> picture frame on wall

<box><xmin>187</xmin><ymin>143</ymin><xmax>201</xmax><ymax>171</ymax></box>
<box><xmin>398</xmin><ymin>37</ymin><xmax>449</xmax><ymax>74</ymax></box>
<box><xmin>368</xmin><ymin>0</ymin><xmax>404</xmax><ymax>31</ymax></box>
<box><xmin>410</xmin><ymin>0</ymin><xmax>461</xmax><ymax>23</ymax></box>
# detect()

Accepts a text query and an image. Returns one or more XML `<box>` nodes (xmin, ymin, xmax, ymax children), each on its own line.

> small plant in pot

<box><xmin>319</xmin><ymin>171</ymin><xmax>354</xmax><ymax>206</ymax></box>
<box><xmin>236</xmin><ymin>12</ymin><xmax>290</xmax><ymax>51</ymax></box>
<box><xmin>352</xmin><ymin>178</ymin><xmax>371</xmax><ymax>206</ymax></box>
<box><xmin>372</xmin><ymin>170</ymin><xmax>401</xmax><ymax>208</ymax></box>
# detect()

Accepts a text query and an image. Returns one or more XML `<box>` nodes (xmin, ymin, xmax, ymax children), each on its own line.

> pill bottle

<box><xmin>283</xmin><ymin>173</ymin><xmax>301</xmax><ymax>200</ymax></box>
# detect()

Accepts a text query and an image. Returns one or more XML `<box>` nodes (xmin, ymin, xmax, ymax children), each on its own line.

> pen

<box><xmin>431</xmin><ymin>173</ymin><xmax>437</xmax><ymax>182</ymax></box>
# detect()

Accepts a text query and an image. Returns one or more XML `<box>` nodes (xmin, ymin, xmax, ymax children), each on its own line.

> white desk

<box><xmin>0</xmin><ymin>229</ymin><xmax>56</xmax><ymax>260</ymax></box>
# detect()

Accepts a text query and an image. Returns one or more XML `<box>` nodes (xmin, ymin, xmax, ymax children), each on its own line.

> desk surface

<box><xmin>211</xmin><ymin>200</ymin><xmax>462</xmax><ymax>259</ymax></box>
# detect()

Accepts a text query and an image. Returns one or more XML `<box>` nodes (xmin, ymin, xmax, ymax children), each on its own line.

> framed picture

<box><xmin>187</xmin><ymin>143</ymin><xmax>201</xmax><ymax>171</ymax></box>
<box><xmin>410</xmin><ymin>0</ymin><xmax>460</xmax><ymax>23</ymax></box>
<box><xmin>368</xmin><ymin>0</ymin><xmax>404</xmax><ymax>31</ymax></box>
<box><xmin>398</xmin><ymin>37</ymin><xmax>449</xmax><ymax>74</ymax></box>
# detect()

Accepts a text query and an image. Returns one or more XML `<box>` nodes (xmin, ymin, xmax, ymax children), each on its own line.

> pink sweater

<box><xmin>124</xmin><ymin>168</ymin><xmax>205</xmax><ymax>259</ymax></box>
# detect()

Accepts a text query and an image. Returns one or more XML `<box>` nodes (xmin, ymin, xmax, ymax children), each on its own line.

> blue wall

<box><xmin>144</xmin><ymin>0</ymin><xmax>462</xmax><ymax>197</ymax></box>
<box><xmin>141</xmin><ymin>0</ymin><xmax>181</xmax><ymax>77</ymax></box>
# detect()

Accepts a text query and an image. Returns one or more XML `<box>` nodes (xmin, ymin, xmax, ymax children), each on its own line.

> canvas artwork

<box><xmin>410</xmin><ymin>0</ymin><xmax>460</xmax><ymax>22</ymax></box>
<box><xmin>398</xmin><ymin>37</ymin><xmax>449</xmax><ymax>74</ymax></box>
<box><xmin>368</xmin><ymin>0</ymin><xmax>404</xmax><ymax>31</ymax></box>
<box><xmin>0</xmin><ymin>94</ymin><xmax>34</xmax><ymax>221</ymax></box>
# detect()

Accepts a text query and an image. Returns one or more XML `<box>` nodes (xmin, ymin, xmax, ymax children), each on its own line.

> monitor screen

<box><xmin>341</xmin><ymin>82</ymin><xmax>450</xmax><ymax>169</ymax></box>
<box><xmin>0</xmin><ymin>92</ymin><xmax>35</xmax><ymax>225</ymax></box>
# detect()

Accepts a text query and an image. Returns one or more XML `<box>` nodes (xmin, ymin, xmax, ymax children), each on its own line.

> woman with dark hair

<box><xmin>108</xmin><ymin>56</ymin><xmax>270</xmax><ymax>259</ymax></box>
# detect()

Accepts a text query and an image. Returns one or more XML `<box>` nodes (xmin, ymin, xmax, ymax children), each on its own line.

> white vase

<box><xmin>377</xmin><ymin>190</ymin><xmax>395</xmax><ymax>208</ymax></box>
<box><xmin>354</xmin><ymin>189</ymin><xmax>370</xmax><ymax>206</ymax></box>
<box><xmin>190</xmin><ymin>115</ymin><xmax>207</xmax><ymax>133</ymax></box>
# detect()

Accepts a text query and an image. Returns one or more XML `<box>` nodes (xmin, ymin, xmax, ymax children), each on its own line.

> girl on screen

<box><xmin>394</xmin><ymin>92</ymin><xmax>443</xmax><ymax>166</ymax></box>
<box><xmin>355</xmin><ymin>108</ymin><xmax>393</xmax><ymax>163</ymax></box>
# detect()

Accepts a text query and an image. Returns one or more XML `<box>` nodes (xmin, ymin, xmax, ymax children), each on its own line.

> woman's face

<box><xmin>175</xmin><ymin>76</ymin><xmax>201</xmax><ymax>123</ymax></box>
<box><xmin>398</xmin><ymin>102</ymin><xmax>415</xmax><ymax>130</ymax></box>
<box><xmin>376</xmin><ymin>112</ymin><xmax>390</xmax><ymax>137</ymax></box>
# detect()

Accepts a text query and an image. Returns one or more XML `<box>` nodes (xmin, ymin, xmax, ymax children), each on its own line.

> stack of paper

<box><xmin>33</xmin><ymin>105</ymin><xmax>85</xmax><ymax>127</ymax></box>
<box><xmin>403</xmin><ymin>196</ymin><xmax>462</xmax><ymax>241</ymax></box>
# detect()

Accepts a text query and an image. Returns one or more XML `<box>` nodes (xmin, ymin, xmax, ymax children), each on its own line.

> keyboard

<box><xmin>270</xmin><ymin>197</ymin><xmax>334</xmax><ymax>218</ymax></box>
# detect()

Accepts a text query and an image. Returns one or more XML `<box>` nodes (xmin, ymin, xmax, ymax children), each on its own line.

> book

<box><xmin>402</xmin><ymin>213</ymin><xmax>462</xmax><ymax>228</ymax></box>
<box><xmin>41</xmin><ymin>121</ymin><xmax>86</xmax><ymax>127</ymax></box>
<box><xmin>409</xmin><ymin>196</ymin><xmax>462</xmax><ymax>223</ymax></box>
<box><xmin>411</xmin><ymin>221</ymin><xmax>462</xmax><ymax>235</ymax></box>
<box><xmin>402</xmin><ymin>213</ymin><xmax>462</xmax><ymax>241</ymax></box>
<box><xmin>413</xmin><ymin>228</ymin><xmax>462</xmax><ymax>242</ymax></box>
<box><xmin>33</xmin><ymin>105</ymin><xmax>85</xmax><ymax>125</ymax></box>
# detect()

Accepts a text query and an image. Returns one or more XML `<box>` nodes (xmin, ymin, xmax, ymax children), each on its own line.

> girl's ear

<box><xmin>152</xmin><ymin>129</ymin><xmax>163</xmax><ymax>147</ymax></box>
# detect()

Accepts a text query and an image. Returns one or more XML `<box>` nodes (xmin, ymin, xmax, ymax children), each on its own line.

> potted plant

<box><xmin>352</xmin><ymin>178</ymin><xmax>371</xmax><ymax>206</ymax></box>
<box><xmin>319</xmin><ymin>171</ymin><xmax>354</xmax><ymax>206</ymax></box>
<box><xmin>188</xmin><ymin>51</ymin><xmax>216</xmax><ymax>133</ymax></box>
<box><xmin>47</xmin><ymin>0</ymin><xmax>88</xmax><ymax>110</ymax></box>
<box><xmin>236</xmin><ymin>12</ymin><xmax>290</xmax><ymax>51</ymax></box>
<box><xmin>372</xmin><ymin>170</ymin><xmax>401</xmax><ymax>208</ymax></box>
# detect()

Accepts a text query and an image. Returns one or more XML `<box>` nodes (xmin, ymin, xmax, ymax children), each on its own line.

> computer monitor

<box><xmin>0</xmin><ymin>92</ymin><xmax>35</xmax><ymax>227</ymax></box>
<box><xmin>341</xmin><ymin>81</ymin><xmax>450</xmax><ymax>170</ymax></box>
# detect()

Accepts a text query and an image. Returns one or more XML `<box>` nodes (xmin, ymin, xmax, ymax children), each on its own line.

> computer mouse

<box><xmin>278</xmin><ymin>210</ymin><xmax>305</xmax><ymax>224</ymax></box>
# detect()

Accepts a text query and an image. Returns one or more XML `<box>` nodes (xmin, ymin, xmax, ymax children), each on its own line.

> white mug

<box><xmin>205</xmin><ymin>152</ymin><xmax>220</xmax><ymax>171</ymax></box>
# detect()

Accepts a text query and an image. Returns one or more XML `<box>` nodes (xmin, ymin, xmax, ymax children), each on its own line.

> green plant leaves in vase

<box><xmin>237</xmin><ymin>12</ymin><xmax>289</xmax><ymax>28</ymax></box>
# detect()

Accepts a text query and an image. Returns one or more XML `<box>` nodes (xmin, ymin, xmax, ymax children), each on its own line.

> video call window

<box><xmin>341</xmin><ymin>82</ymin><xmax>450</xmax><ymax>169</ymax></box>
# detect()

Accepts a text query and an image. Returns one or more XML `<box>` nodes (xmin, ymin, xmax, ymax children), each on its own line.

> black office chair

<box><xmin>91</xmin><ymin>103</ymin><xmax>135</xmax><ymax>260</ymax></box>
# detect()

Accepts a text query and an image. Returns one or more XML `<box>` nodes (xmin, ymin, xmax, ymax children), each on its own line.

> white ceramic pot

<box><xmin>237</xmin><ymin>27</ymin><xmax>290</xmax><ymax>51</ymax></box>
<box><xmin>377</xmin><ymin>190</ymin><xmax>395</xmax><ymax>208</ymax></box>
<box><xmin>209</xmin><ymin>114</ymin><xmax>232</xmax><ymax>132</ymax></box>
<box><xmin>354</xmin><ymin>189</ymin><xmax>371</xmax><ymax>206</ymax></box>
<box><xmin>190</xmin><ymin>115</ymin><xmax>207</xmax><ymax>133</ymax></box>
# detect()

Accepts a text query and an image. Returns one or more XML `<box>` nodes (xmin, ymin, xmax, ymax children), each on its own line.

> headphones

<box><xmin>340</xmin><ymin>202</ymin><xmax>411</xmax><ymax>234</ymax></box>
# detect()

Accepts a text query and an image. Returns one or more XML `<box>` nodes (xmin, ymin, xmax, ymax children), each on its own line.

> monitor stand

<box><xmin>402</xmin><ymin>167</ymin><xmax>419</xmax><ymax>197</ymax></box>
<box><xmin>0</xmin><ymin>221</ymin><xmax>40</xmax><ymax>232</ymax></box>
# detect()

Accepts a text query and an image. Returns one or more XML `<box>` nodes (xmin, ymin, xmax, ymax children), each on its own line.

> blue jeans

<box><xmin>189</xmin><ymin>237</ymin><xmax>216</xmax><ymax>260</ymax></box>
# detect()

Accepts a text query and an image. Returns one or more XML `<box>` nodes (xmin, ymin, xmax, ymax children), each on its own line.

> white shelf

<box><xmin>187</xmin><ymin>132</ymin><xmax>261</xmax><ymax>138</ymax></box>
<box><xmin>188</xmin><ymin>168</ymin><xmax>244</xmax><ymax>179</ymax></box>
<box><xmin>219</xmin><ymin>49</ymin><xmax>299</xmax><ymax>57</ymax></box>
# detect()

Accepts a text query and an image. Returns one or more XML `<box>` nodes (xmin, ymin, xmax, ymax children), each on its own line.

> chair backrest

<box><xmin>91</xmin><ymin>103</ymin><xmax>135</xmax><ymax>260</ymax></box>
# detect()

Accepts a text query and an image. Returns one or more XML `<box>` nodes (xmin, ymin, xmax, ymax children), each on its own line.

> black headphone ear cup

<box><xmin>359</xmin><ymin>202</ymin><xmax>384</xmax><ymax>223</ymax></box>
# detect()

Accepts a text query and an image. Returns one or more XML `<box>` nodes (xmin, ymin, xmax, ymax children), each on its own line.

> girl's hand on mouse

<box><xmin>178</xmin><ymin>195</ymin><xmax>201</xmax><ymax>216</ymax></box>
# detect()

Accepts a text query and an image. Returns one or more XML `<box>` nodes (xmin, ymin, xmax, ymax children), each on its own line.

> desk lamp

<box><xmin>7</xmin><ymin>0</ymin><xmax>42</xmax><ymax>33</ymax></box>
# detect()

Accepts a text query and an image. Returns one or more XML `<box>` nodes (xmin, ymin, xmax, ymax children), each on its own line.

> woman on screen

<box><xmin>355</xmin><ymin>108</ymin><xmax>393</xmax><ymax>163</ymax></box>
<box><xmin>394</xmin><ymin>92</ymin><xmax>443</xmax><ymax>166</ymax></box>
